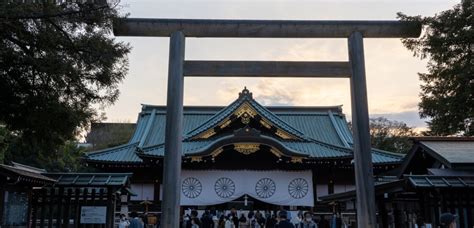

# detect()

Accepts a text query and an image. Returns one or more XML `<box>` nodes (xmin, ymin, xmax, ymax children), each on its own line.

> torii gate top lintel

<box><xmin>113</xmin><ymin>18</ymin><xmax>422</xmax><ymax>38</ymax></box>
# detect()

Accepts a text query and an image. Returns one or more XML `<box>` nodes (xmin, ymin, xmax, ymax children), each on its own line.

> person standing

<box><xmin>119</xmin><ymin>214</ymin><xmax>130</xmax><ymax>228</ymax></box>
<box><xmin>255</xmin><ymin>212</ymin><xmax>265</xmax><ymax>228</ymax></box>
<box><xmin>275</xmin><ymin>211</ymin><xmax>295</xmax><ymax>228</ymax></box>
<box><xmin>230</xmin><ymin>208</ymin><xmax>239</xmax><ymax>228</ymax></box>
<box><xmin>191</xmin><ymin>218</ymin><xmax>201</xmax><ymax>228</ymax></box>
<box><xmin>266</xmin><ymin>214</ymin><xmax>277</xmax><ymax>228</ymax></box>
<box><xmin>129</xmin><ymin>211</ymin><xmax>144</xmax><ymax>228</ymax></box>
<box><xmin>317</xmin><ymin>215</ymin><xmax>329</xmax><ymax>228</ymax></box>
<box><xmin>297</xmin><ymin>212</ymin><xmax>317</xmax><ymax>228</ymax></box>
<box><xmin>225</xmin><ymin>216</ymin><xmax>234</xmax><ymax>228</ymax></box>
<box><xmin>439</xmin><ymin>213</ymin><xmax>457</xmax><ymax>228</ymax></box>
<box><xmin>201</xmin><ymin>210</ymin><xmax>214</xmax><ymax>228</ymax></box>
<box><xmin>238</xmin><ymin>213</ymin><xmax>249</xmax><ymax>228</ymax></box>
<box><xmin>218</xmin><ymin>215</ymin><xmax>226</xmax><ymax>228</ymax></box>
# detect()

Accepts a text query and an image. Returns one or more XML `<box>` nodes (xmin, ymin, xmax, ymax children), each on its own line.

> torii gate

<box><xmin>113</xmin><ymin>18</ymin><xmax>421</xmax><ymax>228</ymax></box>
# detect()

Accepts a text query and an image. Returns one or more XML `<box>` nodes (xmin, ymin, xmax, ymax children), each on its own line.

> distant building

<box><xmin>86</xmin><ymin>122</ymin><xmax>136</xmax><ymax>149</ymax></box>
<box><xmin>322</xmin><ymin>137</ymin><xmax>474</xmax><ymax>228</ymax></box>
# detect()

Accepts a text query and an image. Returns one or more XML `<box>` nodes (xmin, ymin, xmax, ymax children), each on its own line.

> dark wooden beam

<box><xmin>113</xmin><ymin>18</ymin><xmax>422</xmax><ymax>38</ymax></box>
<box><xmin>183</xmin><ymin>61</ymin><xmax>351</xmax><ymax>77</ymax></box>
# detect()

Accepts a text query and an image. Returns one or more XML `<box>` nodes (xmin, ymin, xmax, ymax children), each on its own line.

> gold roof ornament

<box><xmin>291</xmin><ymin>157</ymin><xmax>303</xmax><ymax>163</ymax></box>
<box><xmin>275</xmin><ymin>129</ymin><xmax>296</xmax><ymax>140</ymax></box>
<box><xmin>270</xmin><ymin>148</ymin><xmax>283</xmax><ymax>158</ymax></box>
<box><xmin>220</xmin><ymin>118</ymin><xmax>232</xmax><ymax>129</ymax></box>
<box><xmin>198</xmin><ymin>129</ymin><xmax>216</xmax><ymax>139</ymax></box>
<box><xmin>234</xmin><ymin>143</ymin><xmax>260</xmax><ymax>155</ymax></box>
<box><xmin>210</xmin><ymin>148</ymin><xmax>224</xmax><ymax>158</ymax></box>
<box><xmin>234</xmin><ymin>102</ymin><xmax>257</xmax><ymax>118</ymax></box>
<box><xmin>190</xmin><ymin>156</ymin><xmax>203</xmax><ymax>162</ymax></box>
<box><xmin>260</xmin><ymin>119</ymin><xmax>272</xmax><ymax>129</ymax></box>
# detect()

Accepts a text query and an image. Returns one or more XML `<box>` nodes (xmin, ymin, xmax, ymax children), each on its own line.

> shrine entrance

<box><xmin>113</xmin><ymin>18</ymin><xmax>421</xmax><ymax>227</ymax></box>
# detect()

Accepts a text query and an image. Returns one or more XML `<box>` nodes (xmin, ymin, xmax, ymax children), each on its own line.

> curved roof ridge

<box><xmin>138</xmin><ymin>131</ymin><xmax>354</xmax><ymax>159</ymax></box>
<box><xmin>371</xmin><ymin>148</ymin><xmax>405</xmax><ymax>158</ymax></box>
<box><xmin>304</xmin><ymin>137</ymin><xmax>353</xmax><ymax>154</ymax></box>
<box><xmin>85</xmin><ymin>142</ymin><xmax>138</xmax><ymax>157</ymax></box>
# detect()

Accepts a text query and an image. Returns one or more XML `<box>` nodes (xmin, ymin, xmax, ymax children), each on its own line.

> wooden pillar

<box><xmin>56</xmin><ymin>187</ymin><xmax>64</xmax><ymax>228</ymax></box>
<box><xmin>63</xmin><ymin>189</ymin><xmax>72</xmax><ymax>228</ymax></box>
<box><xmin>74</xmin><ymin>188</ymin><xmax>81</xmax><ymax>228</ymax></box>
<box><xmin>377</xmin><ymin>196</ymin><xmax>388</xmax><ymax>228</ymax></box>
<box><xmin>105</xmin><ymin>187</ymin><xmax>114</xmax><ymax>228</ymax></box>
<box><xmin>40</xmin><ymin>189</ymin><xmax>46</xmax><ymax>228</ymax></box>
<box><xmin>31</xmin><ymin>190</ymin><xmax>38</xmax><ymax>228</ymax></box>
<box><xmin>83</xmin><ymin>188</ymin><xmax>90</xmax><ymax>228</ymax></box>
<box><xmin>161</xmin><ymin>30</ymin><xmax>185</xmax><ymax>228</ymax></box>
<box><xmin>467</xmin><ymin>191</ymin><xmax>473</xmax><ymax>228</ymax></box>
<box><xmin>48</xmin><ymin>188</ymin><xmax>54</xmax><ymax>228</ymax></box>
<box><xmin>312</xmin><ymin>168</ymin><xmax>318</xmax><ymax>207</ymax></box>
<box><xmin>348</xmin><ymin>31</ymin><xmax>377</xmax><ymax>228</ymax></box>
<box><xmin>98</xmin><ymin>189</ymin><xmax>105</xmax><ymax>228</ymax></box>
<box><xmin>90</xmin><ymin>189</ymin><xmax>96</xmax><ymax>228</ymax></box>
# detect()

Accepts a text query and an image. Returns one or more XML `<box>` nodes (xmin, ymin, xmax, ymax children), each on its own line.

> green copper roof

<box><xmin>85</xmin><ymin>143</ymin><xmax>142</xmax><ymax>163</ymax></box>
<box><xmin>44</xmin><ymin>173</ymin><xmax>132</xmax><ymax>187</ymax></box>
<box><xmin>84</xmin><ymin>88</ymin><xmax>404</xmax><ymax>165</ymax></box>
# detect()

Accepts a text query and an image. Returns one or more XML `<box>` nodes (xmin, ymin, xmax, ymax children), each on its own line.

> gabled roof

<box><xmin>0</xmin><ymin>163</ymin><xmax>56</xmax><ymax>184</ymax></box>
<box><xmin>418</xmin><ymin>140</ymin><xmax>474</xmax><ymax>167</ymax></box>
<box><xmin>184</xmin><ymin>88</ymin><xmax>306</xmax><ymax>140</ymax></box>
<box><xmin>84</xmin><ymin>88</ymin><xmax>403</xmax><ymax>165</ymax></box>
<box><xmin>398</xmin><ymin>137</ymin><xmax>474</xmax><ymax>176</ymax></box>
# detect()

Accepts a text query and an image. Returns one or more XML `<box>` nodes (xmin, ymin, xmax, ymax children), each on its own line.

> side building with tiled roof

<box><xmin>84</xmin><ymin>88</ymin><xmax>404</xmax><ymax>214</ymax></box>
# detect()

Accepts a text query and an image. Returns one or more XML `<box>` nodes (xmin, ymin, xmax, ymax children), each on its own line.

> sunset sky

<box><xmin>104</xmin><ymin>0</ymin><xmax>459</xmax><ymax>130</ymax></box>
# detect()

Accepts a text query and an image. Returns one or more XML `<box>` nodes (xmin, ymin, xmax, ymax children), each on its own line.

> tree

<box><xmin>0</xmin><ymin>1</ymin><xmax>130</xmax><ymax>168</ymax></box>
<box><xmin>398</xmin><ymin>0</ymin><xmax>473</xmax><ymax>136</ymax></box>
<box><xmin>369</xmin><ymin>117</ymin><xmax>417</xmax><ymax>154</ymax></box>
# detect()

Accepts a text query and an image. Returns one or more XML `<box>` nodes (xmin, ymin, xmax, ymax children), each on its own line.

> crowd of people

<box><xmin>181</xmin><ymin>208</ymin><xmax>342</xmax><ymax>228</ymax></box>
<box><xmin>119</xmin><ymin>211</ymin><xmax>160</xmax><ymax>228</ymax></box>
<box><xmin>116</xmin><ymin>210</ymin><xmax>459</xmax><ymax>228</ymax></box>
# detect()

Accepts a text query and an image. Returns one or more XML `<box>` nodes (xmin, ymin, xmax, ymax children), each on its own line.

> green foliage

<box><xmin>398</xmin><ymin>0</ymin><xmax>473</xmax><ymax>136</ymax></box>
<box><xmin>369</xmin><ymin>117</ymin><xmax>417</xmax><ymax>154</ymax></box>
<box><xmin>0</xmin><ymin>1</ymin><xmax>130</xmax><ymax>168</ymax></box>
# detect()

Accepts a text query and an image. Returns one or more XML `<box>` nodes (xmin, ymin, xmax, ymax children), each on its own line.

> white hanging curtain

<box><xmin>180</xmin><ymin>170</ymin><xmax>314</xmax><ymax>206</ymax></box>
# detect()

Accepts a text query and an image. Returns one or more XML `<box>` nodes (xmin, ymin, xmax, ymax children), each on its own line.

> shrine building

<box><xmin>83</xmin><ymin>88</ymin><xmax>403</xmax><ymax>214</ymax></box>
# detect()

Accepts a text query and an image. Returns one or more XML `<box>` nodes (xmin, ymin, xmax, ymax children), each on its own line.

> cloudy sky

<box><xmin>104</xmin><ymin>0</ymin><xmax>458</xmax><ymax>130</ymax></box>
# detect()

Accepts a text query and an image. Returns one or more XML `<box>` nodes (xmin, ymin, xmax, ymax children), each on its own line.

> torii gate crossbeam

<box><xmin>113</xmin><ymin>18</ymin><xmax>421</xmax><ymax>228</ymax></box>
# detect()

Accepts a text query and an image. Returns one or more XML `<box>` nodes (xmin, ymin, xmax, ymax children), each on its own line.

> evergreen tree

<box><xmin>398</xmin><ymin>0</ymin><xmax>473</xmax><ymax>136</ymax></box>
<box><xmin>0</xmin><ymin>1</ymin><xmax>130</xmax><ymax>168</ymax></box>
